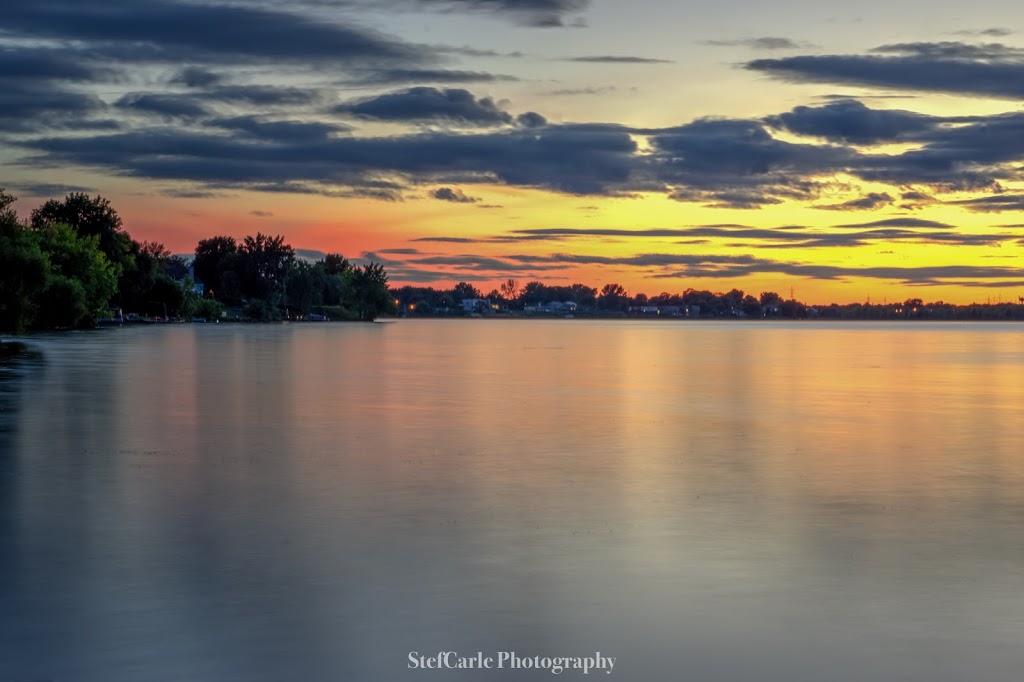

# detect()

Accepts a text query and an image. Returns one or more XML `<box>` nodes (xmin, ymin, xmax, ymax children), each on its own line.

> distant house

<box><xmin>460</xmin><ymin>298</ymin><xmax>493</xmax><ymax>314</ymax></box>
<box><xmin>629</xmin><ymin>305</ymin><xmax>659</xmax><ymax>315</ymax></box>
<box><xmin>522</xmin><ymin>301</ymin><xmax>577</xmax><ymax>314</ymax></box>
<box><xmin>186</xmin><ymin>263</ymin><xmax>205</xmax><ymax>296</ymax></box>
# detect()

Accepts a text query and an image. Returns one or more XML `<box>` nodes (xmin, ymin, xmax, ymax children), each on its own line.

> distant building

<box><xmin>630</xmin><ymin>305</ymin><xmax>659</xmax><ymax>315</ymax></box>
<box><xmin>186</xmin><ymin>263</ymin><xmax>205</xmax><ymax>296</ymax></box>
<box><xmin>524</xmin><ymin>301</ymin><xmax>577</xmax><ymax>314</ymax></box>
<box><xmin>460</xmin><ymin>298</ymin><xmax>493</xmax><ymax>314</ymax></box>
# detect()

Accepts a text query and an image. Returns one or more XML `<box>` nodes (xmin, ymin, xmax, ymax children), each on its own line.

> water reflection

<box><xmin>2</xmin><ymin>321</ymin><xmax>1024</xmax><ymax>681</ymax></box>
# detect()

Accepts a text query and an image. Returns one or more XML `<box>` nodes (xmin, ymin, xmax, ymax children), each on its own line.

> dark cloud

<box><xmin>765</xmin><ymin>100</ymin><xmax>942</xmax><ymax>144</ymax></box>
<box><xmin>246</xmin><ymin>0</ymin><xmax>587</xmax><ymax>28</ymax></box>
<box><xmin>516</xmin><ymin>112</ymin><xmax>548</xmax><ymax>128</ymax></box>
<box><xmin>208</xmin><ymin>116</ymin><xmax>349</xmax><ymax>141</ymax></box>
<box><xmin>244</xmin><ymin>181</ymin><xmax>405</xmax><ymax>202</ymax></box>
<box><xmin>371</xmin><ymin>244</ymin><xmax>1023</xmax><ymax>286</ymax></box>
<box><xmin>4</xmin><ymin>0</ymin><xmax>430</xmax><ymax>66</ymax></box>
<box><xmin>410</xmin><ymin>236</ymin><xmax>480</xmax><ymax>243</ymax></box>
<box><xmin>871</xmin><ymin>41</ymin><xmax>1024</xmax><ymax>60</ymax></box>
<box><xmin>0</xmin><ymin>47</ymin><xmax>112</xmax><ymax>82</ymax></box>
<box><xmin>114</xmin><ymin>86</ymin><xmax>324</xmax><ymax>122</ymax></box>
<box><xmin>565</xmin><ymin>55</ymin><xmax>672</xmax><ymax>63</ymax></box>
<box><xmin>406</xmin><ymin>0</ymin><xmax>588</xmax><ymax>27</ymax></box>
<box><xmin>333</xmin><ymin>87</ymin><xmax>516</xmax><ymax>126</ymax></box>
<box><xmin>431</xmin><ymin>187</ymin><xmax>480</xmax><ymax>203</ymax></box>
<box><xmin>0</xmin><ymin>82</ymin><xmax>107</xmax><ymax>132</ymax></box>
<box><xmin>507</xmin><ymin>252</ymin><xmax>1023</xmax><ymax>285</ymax></box>
<box><xmin>204</xmin><ymin>85</ymin><xmax>324</xmax><ymax>106</ymax></box>
<box><xmin>295</xmin><ymin>248</ymin><xmax>328</xmax><ymax>262</ymax></box>
<box><xmin>954</xmin><ymin>28</ymin><xmax>1013</xmax><ymax>38</ymax></box>
<box><xmin>406</xmin><ymin>254</ymin><xmax>571</xmax><ymax>272</ymax></box>
<box><xmin>170</xmin><ymin>66</ymin><xmax>224</xmax><ymax>88</ymax></box>
<box><xmin>19</xmin><ymin>123</ymin><xmax>638</xmax><ymax>196</ymax></box>
<box><xmin>901</xmin><ymin>191</ymin><xmax>934</xmax><ymax>202</ymax></box>
<box><xmin>814</xmin><ymin>192</ymin><xmax>894</xmax><ymax>210</ymax></box>
<box><xmin>507</xmin><ymin>225</ymin><xmax>1011</xmax><ymax>248</ymax></box>
<box><xmin>250</xmin><ymin>210</ymin><xmax>274</xmax><ymax>217</ymax></box>
<box><xmin>434</xmin><ymin>45</ymin><xmax>526</xmax><ymax>58</ymax></box>
<box><xmin>512</xmin><ymin>227</ymin><xmax>721</xmax><ymax>238</ymax></box>
<box><xmin>851</xmin><ymin>110</ymin><xmax>1024</xmax><ymax>190</ymax></box>
<box><xmin>115</xmin><ymin>93</ymin><xmax>213</xmax><ymax>119</ymax></box>
<box><xmin>5</xmin><ymin>182</ymin><xmax>95</xmax><ymax>198</ymax></box>
<box><xmin>161</xmin><ymin>188</ymin><xmax>221</xmax><ymax>198</ymax></box>
<box><xmin>703</xmin><ymin>37</ymin><xmax>805</xmax><ymax>50</ymax></box>
<box><xmin>747</xmin><ymin>43</ymin><xmax>1024</xmax><ymax>99</ymax></box>
<box><xmin>542</xmin><ymin>85</ymin><xmax>620</xmax><ymax>96</ymax></box>
<box><xmin>951</xmin><ymin>194</ymin><xmax>1024</xmax><ymax>212</ymax></box>
<box><xmin>833</xmin><ymin>218</ymin><xmax>953</xmax><ymax>229</ymax></box>
<box><xmin>648</xmin><ymin>118</ymin><xmax>856</xmax><ymax>208</ymax></box>
<box><xmin>345</xmin><ymin>69</ymin><xmax>520</xmax><ymax>86</ymax></box>
<box><xmin>817</xmin><ymin>93</ymin><xmax>917</xmax><ymax>99</ymax></box>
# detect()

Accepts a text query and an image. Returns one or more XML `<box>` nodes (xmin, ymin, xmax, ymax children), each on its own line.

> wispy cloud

<box><xmin>431</xmin><ymin>187</ymin><xmax>480</xmax><ymax>203</ymax></box>
<box><xmin>747</xmin><ymin>42</ymin><xmax>1024</xmax><ymax>99</ymax></box>
<box><xmin>564</xmin><ymin>55</ymin><xmax>672</xmax><ymax>63</ymax></box>
<box><xmin>704</xmin><ymin>37</ymin><xmax>808</xmax><ymax>50</ymax></box>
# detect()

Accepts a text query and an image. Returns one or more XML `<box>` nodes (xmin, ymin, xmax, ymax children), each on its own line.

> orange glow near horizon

<box><xmin>19</xmin><ymin>176</ymin><xmax>1023</xmax><ymax>307</ymax></box>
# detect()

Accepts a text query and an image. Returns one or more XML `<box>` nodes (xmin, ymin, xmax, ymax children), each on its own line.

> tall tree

<box><xmin>499</xmin><ymin>278</ymin><xmax>519</xmax><ymax>302</ymax></box>
<box><xmin>351</xmin><ymin>262</ymin><xmax>396</xmax><ymax>321</ymax></box>
<box><xmin>597</xmin><ymin>283</ymin><xmax>627</xmax><ymax>311</ymax></box>
<box><xmin>568</xmin><ymin>283</ymin><xmax>597</xmax><ymax>307</ymax></box>
<box><xmin>0</xmin><ymin>190</ymin><xmax>49</xmax><ymax>334</ymax></box>
<box><xmin>32</xmin><ymin>222</ymin><xmax>118</xmax><ymax>328</ymax></box>
<box><xmin>519</xmin><ymin>281</ymin><xmax>549</xmax><ymax>306</ymax></box>
<box><xmin>30</xmin><ymin>193</ymin><xmax>133</xmax><ymax>277</ymax></box>
<box><xmin>120</xmin><ymin>240</ymin><xmax>180</xmax><ymax>314</ymax></box>
<box><xmin>239</xmin><ymin>233</ymin><xmax>295</xmax><ymax>302</ymax></box>
<box><xmin>321</xmin><ymin>253</ymin><xmax>351</xmax><ymax>276</ymax></box>
<box><xmin>193</xmin><ymin>235</ymin><xmax>238</xmax><ymax>296</ymax></box>
<box><xmin>452</xmin><ymin>281</ymin><xmax>481</xmax><ymax>301</ymax></box>
<box><xmin>285</xmin><ymin>261</ymin><xmax>327</xmax><ymax>314</ymax></box>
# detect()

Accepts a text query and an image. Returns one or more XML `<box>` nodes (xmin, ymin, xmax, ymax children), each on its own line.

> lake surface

<box><xmin>2</xmin><ymin>320</ymin><xmax>1024</xmax><ymax>681</ymax></box>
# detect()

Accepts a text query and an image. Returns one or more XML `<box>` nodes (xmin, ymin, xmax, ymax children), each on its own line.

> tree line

<box><xmin>190</xmin><ymin>234</ymin><xmax>393</xmax><ymax>322</ymax></box>
<box><xmin>394</xmin><ymin>279</ymin><xmax>1024</xmax><ymax>320</ymax></box>
<box><xmin>0</xmin><ymin>190</ymin><xmax>394</xmax><ymax>334</ymax></box>
<box><xmin>393</xmin><ymin>280</ymin><xmax>796</xmax><ymax>316</ymax></box>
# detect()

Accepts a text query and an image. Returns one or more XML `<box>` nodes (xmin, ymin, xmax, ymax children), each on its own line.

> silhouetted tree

<box><xmin>193</xmin><ymin>235</ymin><xmax>238</xmax><ymax>296</ymax></box>
<box><xmin>598</xmin><ymin>283</ymin><xmax>627</xmax><ymax>311</ymax></box>
<box><xmin>741</xmin><ymin>295</ymin><xmax>762</xmax><ymax>317</ymax></box>
<box><xmin>321</xmin><ymin>253</ymin><xmax>351</xmax><ymax>276</ymax></box>
<box><xmin>568</xmin><ymin>283</ymin><xmax>597</xmax><ymax>307</ymax></box>
<box><xmin>0</xmin><ymin>190</ymin><xmax>49</xmax><ymax>334</ymax></box>
<box><xmin>285</xmin><ymin>261</ymin><xmax>327</xmax><ymax>314</ymax></box>
<box><xmin>120</xmin><ymin>240</ymin><xmax>181</xmax><ymax>314</ymax></box>
<box><xmin>32</xmin><ymin>222</ymin><xmax>118</xmax><ymax>328</ymax></box>
<box><xmin>238</xmin><ymin>233</ymin><xmax>295</xmax><ymax>302</ymax></box>
<box><xmin>499</xmin><ymin>278</ymin><xmax>519</xmax><ymax>303</ymax></box>
<box><xmin>351</xmin><ymin>262</ymin><xmax>396</xmax><ymax>321</ymax></box>
<box><xmin>30</xmin><ymin>193</ymin><xmax>133</xmax><ymax>278</ymax></box>
<box><xmin>452</xmin><ymin>281</ymin><xmax>481</xmax><ymax>302</ymax></box>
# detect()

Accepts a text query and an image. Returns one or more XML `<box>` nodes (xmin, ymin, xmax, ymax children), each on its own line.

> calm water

<box><xmin>2</xmin><ymin>320</ymin><xmax>1024</xmax><ymax>682</ymax></box>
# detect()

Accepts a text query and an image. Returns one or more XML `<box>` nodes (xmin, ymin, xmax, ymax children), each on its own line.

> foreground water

<box><xmin>2</xmin><ymin>320</ymin><xmax>1023</xmax><ymax>681</ymax></box>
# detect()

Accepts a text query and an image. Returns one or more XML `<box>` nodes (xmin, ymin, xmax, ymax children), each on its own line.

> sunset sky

<box><xmin>5</xmin><ymin>0</ymin><xmax>1024</xmax><ymax>303</ymax></box>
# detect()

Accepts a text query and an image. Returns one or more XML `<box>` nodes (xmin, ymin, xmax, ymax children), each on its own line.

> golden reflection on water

<box><xmin>4</xmin><ymin>320</ymin><xmax>1024</xmax><ymax>682</ymax></box>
